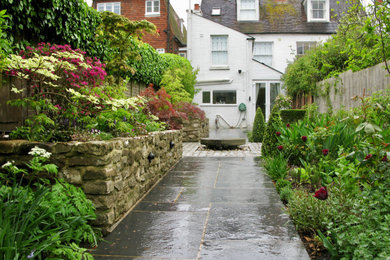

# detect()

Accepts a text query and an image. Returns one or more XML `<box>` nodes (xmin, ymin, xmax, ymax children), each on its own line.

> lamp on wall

<box><xmin>249</xmin><ymin>96</ymin><xmax>251</xmax><ymax>101</ymax></box>
<box><xmin>238</xmin><ymin>69</ymin><xmax>242</xmax><ymax>74</ymax></box>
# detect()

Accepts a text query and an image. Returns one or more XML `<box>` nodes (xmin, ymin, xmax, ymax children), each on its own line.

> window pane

<box><xmin>114</xmin><ymin>3</ymin><xmax>120</xmax><ymax>14</ymax></box>
<box><xmin>154</xmin><ymin>0</ymin><xmax>160</xmax><ymax>12</ymax></box>
<box><xmin>98</xmin><ymin>5</ymin><xmax>104</xmax><ymax>11</ymax></box>
<box><xmin>241</xmin><ymin>0</ymin><xmax>255</xmax><ymax>9</ymax></box>
<box><xmin>105</xmin><ymin>3</ymin><xmax>113</xmax><ymax>12</ymax></box>
<box><xmin>270</xmin><ymin>83</ymin><xmax>281</xmax><ymax>109</ymax></box>
<box><xmin>202</xmin><ymin>92</ymin><xmax>211</xmax><ymax>103</ymax></box>
<box><xmin>253</xmin><ymin>42</ymin><xmax>272</xmax><ymax>66</ymax></box>
<box><xmin>213</xmin><ymin>91</ymin><xmax>236</xmax><ymax>104</ymax></box>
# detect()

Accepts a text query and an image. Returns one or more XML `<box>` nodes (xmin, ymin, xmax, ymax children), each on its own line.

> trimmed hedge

<box><xmin>252</xmin><ymin>107</ymin><xmax>266</xmax><ymax>142</ymax></box>
<box><xmin>280</xmin><ymin>109</ymin><xmax>306</xmax><ymax>123</ymax></box>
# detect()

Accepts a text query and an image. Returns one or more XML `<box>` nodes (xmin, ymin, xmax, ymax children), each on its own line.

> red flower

<box><xmin>277</xmin><ymin>145</ymin><xmax>283</xmax><ymax>151</ymax></box>
<box><xmin>322</xmin><ymin>149</ymin><xmax>329</xmax><ymax>156</ymax></box>
<box><xmin>314</xmin><ymin>186</ymin><xmax>328</xmax><ymax>200</ymax></box>
<box><xmin>364</xmin><ymin>154</ymin><xmax>373</xmax><ymax>160</ymax></box>
<box><xmin>301</xmin><ymin>136</ymin><xmax>307</xmax><ymax>142</ymax></box>
<box><xmin>286</xmin><ymin>123</ymin><xmax>291</xmax><ymax>128</ymax></box>
<box><xmin>276</xmin><ymin>131</ymin><xmax>281</xmax><ymax>137</ymax></box>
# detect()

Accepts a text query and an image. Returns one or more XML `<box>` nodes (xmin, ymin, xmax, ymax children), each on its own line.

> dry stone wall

<box><xmin>0</xmin><ymin>130</ymin><xmax>182</xmax><ymax>234</ymax></box>
<box><xmin>182</xmin><ymin>118</ymin><xmax>209</xmax><ymax>142</ymax></box>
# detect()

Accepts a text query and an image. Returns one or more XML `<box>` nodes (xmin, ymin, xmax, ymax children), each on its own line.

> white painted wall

<box><xmin>188</xmin><ymin>12</ymin><xmax>332</xmax><ymax>129</ymax></box>
<box><xmin>250</xmin><ymin>34</ymin><xmax>332</xmax><ymax>73</ymax></box>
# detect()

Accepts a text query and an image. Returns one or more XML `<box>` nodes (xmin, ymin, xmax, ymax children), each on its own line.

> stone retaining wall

<box><xmin>0</xmin><ymin>130</ymin><xmax>182</xmax><ymax>233</ymax></box>
<box><xmin>182</xmin><ymin>118</ymin><xmax>209</xmax><ymax>142</ymax></box>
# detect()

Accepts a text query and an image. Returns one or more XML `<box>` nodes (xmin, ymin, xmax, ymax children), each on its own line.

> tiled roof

<box><xmin>169</xmin><ymin>3</ymin><xmax>187</xmax><ymax>45</ymax></box>
<box><xmin>200</xmin><ymin>0</ymin><xmax>349</xmax><ymax>34</ymax></box>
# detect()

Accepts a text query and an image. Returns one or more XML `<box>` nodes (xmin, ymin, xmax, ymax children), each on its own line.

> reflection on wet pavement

<box><xmin>92</xmin><ymin>157</ymin><xmax>309</xmax><ymax>260</ymax></box>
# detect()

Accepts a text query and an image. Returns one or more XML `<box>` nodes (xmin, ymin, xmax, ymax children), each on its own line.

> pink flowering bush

<box><xmin>5</xmin><ymin>43</ymin><xmax>108</xmax><ymax>141</ymax></box>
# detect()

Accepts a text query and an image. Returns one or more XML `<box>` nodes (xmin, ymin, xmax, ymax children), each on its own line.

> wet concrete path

<box><xmin>93</xmin><ymin>156</ymin><xmax>309</xmax><ymax>259</ymax></box>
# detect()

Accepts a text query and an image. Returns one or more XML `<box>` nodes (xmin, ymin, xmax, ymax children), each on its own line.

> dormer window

<box><xmin>304</xmin><ymin>0</ymin><xmax>330</xmax><ymax>22</ymax></box>
<box><xmin>237</xmin><ymin>0</ymin><xmax>259</xmax><ymax>21</ymax></box>
<box><xmin>212</xmin><ymin>8</ymin><xmax>221</xmax><ymax>16</ymax></box>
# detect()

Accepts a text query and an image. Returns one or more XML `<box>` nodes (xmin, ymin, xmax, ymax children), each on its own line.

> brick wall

<box><xmin>93</xmin><ymin>0</ymin><xmax>182</xmax><ymax>53</ymax></box>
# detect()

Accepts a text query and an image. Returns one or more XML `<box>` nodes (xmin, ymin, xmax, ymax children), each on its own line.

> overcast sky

<box><xmin>85</xmin><ymin>0</ymin><xmax>200</xmax><ymax>27</ymax></box>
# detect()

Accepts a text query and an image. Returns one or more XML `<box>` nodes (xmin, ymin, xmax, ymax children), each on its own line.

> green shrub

<box><xmin>262</xmin><ymin>155</ymin><xmax>288</xmax><ymax>181</ymax></box>
<box><xmin>0</xmin><ymin>147</ymin><xmax>99</xmax><ymax>259</ymax></box>
<box><xmin>252</xmin><ymin>107</ymin><xmax>266</xmax><ymax>142</ymax></box>
<box><xmin>276</xmin><ymin>179</ymin><xmax>292</xmax><ymax>193</ymax></box>
<box><xmin>160</xmin><ymin>68</ymin><xmax>193</xmax><ymax>104</ymax></box>
<box><xmin>261</xmin><ymin>105</ymin><xmax>282</xmax><ymax>157</ymax></box>
<box><xmin>160</xmin><ymin>53</ymin><xmax>198</xmax><ymax>99</ymax></box>
<box><xmin>279</xmin><ymin>186</ymin><xmax>293</xmax><ymax>203</ymax></box>
<box><xmin>280</xmin><ymin>109</ymin><xmax>306</xmax><ymax>123</ymax></box>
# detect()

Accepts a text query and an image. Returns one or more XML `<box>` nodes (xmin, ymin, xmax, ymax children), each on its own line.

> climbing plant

<box><xmin>1</xmin><ymin>0</ymin><xmax>105</xmax><ymax>58</ymax></box>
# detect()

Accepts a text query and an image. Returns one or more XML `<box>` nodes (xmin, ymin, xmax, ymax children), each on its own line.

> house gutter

<box><xmin>166</xmin><ymin>0</ymin><xmax>170</xmax><ymax>53</ymax></box>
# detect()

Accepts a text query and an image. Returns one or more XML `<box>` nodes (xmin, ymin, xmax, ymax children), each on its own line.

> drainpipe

<box><xmin>166</xmin><ymin>0</ymin><xmax>170</xmax><ymax>53</ymax></box>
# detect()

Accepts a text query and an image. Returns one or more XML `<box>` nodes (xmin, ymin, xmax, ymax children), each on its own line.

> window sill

<box><xmin>145</xmin><ymin>13</ymin><xmax>160</xmax><ymax>17</ymax></box>
<box><xmin>200</xmin><ymin>104</ymin><xmax>237</xmax><ymax>107</ymax></box>
<box><xmin>307</xmin><ymin>19</ymin><xmax>329</xmax><ymax>22</ymax></box>
<box><xmin>209</xmin><ymin>66</ymin><xmax>230</xmax><ymax>70</ymax></box>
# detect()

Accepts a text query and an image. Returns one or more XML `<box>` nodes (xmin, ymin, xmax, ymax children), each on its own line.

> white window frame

<box><xmin>201</xmin><ymin>90</ymin><xmax>237</xmax><ymax>105</ymax></box>
<box><xmin>296</xmin><ymin>41</ymin><xmax>317</xmax><ymax>56</ymax></box>
<box><xmin>211</xmin><ymin>8</ymin><xmax>221</xmax><ymax>16</ymax></box>
<box><xmin>237</xmin><ymin>0</ymin><xmax>259</xmax><ymax>21</ymax></box>
<box><xmin>97</xmin><ymin>2</ymin><xmax>121</xmax><ymax>15</ymax></box>
<box><xmin>145</xmin><ymin>0</ymin><xmax>160</xmax><ymax>16</ymax></box>
<box><xmin>306</xmin><ymin>0</ymin><xmax>329</xmax><ymax>22</ymax></box>
<box><xmin>253</xmin><ymin>42</ymin><xmax>273</xmax><ymax>66</ymax></box>
<box><xmin>156</xmin><ymin>48</ymin><xmax>165</xmax><ymax>54</ymax></box>
<box><xmin>211</xmin><ymin>35</ymin><xmax>229</xmax><ymax>68</ymax></box>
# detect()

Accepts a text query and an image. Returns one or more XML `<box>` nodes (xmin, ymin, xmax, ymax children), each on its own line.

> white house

<box><xmin>187</xmin><ymin>0</ymin><xmax>349</xmax><ymax>128</ymax></box>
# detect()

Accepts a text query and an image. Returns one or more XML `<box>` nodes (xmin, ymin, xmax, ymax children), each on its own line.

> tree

<box><xmin>252</xmin><ymin>108</ymin><xmax>266</xmax><ymax>142</ymax></box>
<box><xmin>261</xmin><ymin>106</ymin><xmax>282</xmax><ymax>157</ymax></box>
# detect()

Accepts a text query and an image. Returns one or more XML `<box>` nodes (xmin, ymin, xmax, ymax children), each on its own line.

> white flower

<box><xmin>28</xmin><ymin>146</ymin><xmax>52</xmax><ymax>159</ymax></box>
<box><xmin>2</xmin><ymin>161</ymin><xmax>13</xmax><ymax>168</ymax></box>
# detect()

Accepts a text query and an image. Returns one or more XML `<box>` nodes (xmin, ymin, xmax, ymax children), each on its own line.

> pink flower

<box><xmin>276</xmin><ymin>131</ymin><xmax>281</xmax><ymax>137</ymax></box>
<box><xmin>277</xmin><ymin>145</ymin><xmax>283</xmax><ymax>151</ymax></box>
<box><xmin>322</xmin><ymin>149</ymin><xmax>329</xmax><ymax>156</ymax></box>
<box><xmin>314</xmin><ymin>187</ymin><xmax>328</xmax><ymax>200</ymax></box>
<box><xmin>301</xmin><ymin>136</ymin><xmax>307</xmax><ymax>142</ymax></box>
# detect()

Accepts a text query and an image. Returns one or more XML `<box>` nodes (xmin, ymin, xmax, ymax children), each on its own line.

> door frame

<box><xmin>252</xmin><ymin>80</ymin><xmax>282</xmax><ymax>122</ymax></box>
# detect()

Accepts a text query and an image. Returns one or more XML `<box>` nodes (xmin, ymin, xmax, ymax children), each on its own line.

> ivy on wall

<box><xmin>1</xmin><ymin>0</ymin><xmax>104</xmax><ymax>58</ymax></box>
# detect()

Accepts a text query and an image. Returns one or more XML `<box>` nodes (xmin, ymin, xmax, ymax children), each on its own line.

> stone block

<box><xmin>59</xmin><ymin>167</ymin><xmax>83</xmax><ymax>185</ymax></box>
<box><xmin>0</xmin><ymin>140</ymin><xmax>28</xmax><ymax>154</ymax></box>
<box><xmin>83</xmin><ymin>180</ymin><xmax>115</xmax><ymax>195</ymax></box>
<box><xmin>94</xmin><ymin>208</ymin><xmax>115</xmax><ymax>226</ymax></box>
<box><xmin>83</xmin><ymin>166</ymin><xmax>116</xmax><ymax>180</ymax></box>
<box><xmin>87</xmin><ymin>194</ymin><xmax>118</xmax><ymax>210</ymax></box>
<box><xmin>77</xmin><ymin>141</ymin><xmax>114</xmax><ymax>156</ymax></box>
<box><xmin>51</xmin><ymin>142</ymin><xmax>74</xmax><ymax>154</ymax></box>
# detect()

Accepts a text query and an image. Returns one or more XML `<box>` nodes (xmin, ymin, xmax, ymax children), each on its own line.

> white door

<box><xmin>253</xmin><ymin>81</ymin><xmax>281</xmax><ymax>121</ymax></box>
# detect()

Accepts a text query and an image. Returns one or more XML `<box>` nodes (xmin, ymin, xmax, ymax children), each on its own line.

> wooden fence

<box><xmin>293</xmin><ymin>61</ymin><xmax>390</xmax><ymax>112</ymax></box>
<box><xmin>0</xmin><ymin>77</ymin><xmax>147</xmax><ymax>133</ymax></box>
